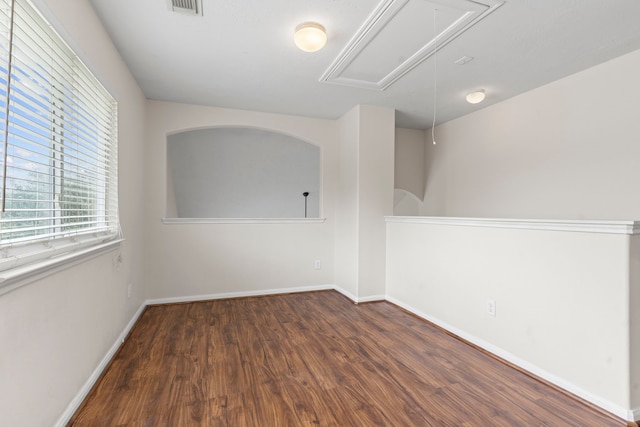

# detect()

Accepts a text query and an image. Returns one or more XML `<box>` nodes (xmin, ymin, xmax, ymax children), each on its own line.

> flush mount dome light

<box><xmin>294</xmin><ymin>22</ymin><xmax>327</xmax><ymax>52</ymax></box>
<box><xmin>466</xmin><ymin>89</ymin><xmax>486</xmax><ymax>104</ymax></box>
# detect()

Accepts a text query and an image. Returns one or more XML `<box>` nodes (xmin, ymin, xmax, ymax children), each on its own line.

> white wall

<box><xmin>393</xmin><ymin>189</ymin><xmax>422</xmax><ymax>216</ymax></box>
<box><xmin>386</xmin><ymin>220</ymin><xmax>633</xmax><ymax>415</ymax></box>
<box><xmin>144</xmin><ymin>101</ymin><xmax>337</xmax><ymax>300</ymax></box>
<box><xmin>421</xmin><ymin>49</ymin><xmax>640</xmax><ymax>220</ymax></box>
<box><xmin>146</xmin><ymin>102</ymin><xmax>394</xmax><ymax>303</ymax></box>
<box><xmin>357</xmin><ymin>105</ymin><xmax>395</xmax><ymax>299</ymax></box>
<box><xmin>0</xmin><ymin>1</ymin><xmax>147</xmax><ymax>426</ymax></box>
<box><xmin>386</xmin><ymin>49</ymin><xmax>640</xmax><ymax>420</ymax></box>
<box><xmin>631</xmin><ymin>235</ymin><xmax>640</xmax><ymax>410</ymax></box>
<box><xmin>333</xmin><ymin>105</ymin><xmax>395</xmax><ymax>301</ymax></box>
<box><xmin>394</xmin><ymin>127</ymin><xmax>425</xmax><ymax>200</ymax></box>
<box><xmin>334</xmin><ymin>107</ymin><xmax>360</xmax><ymax>298</ymax></box>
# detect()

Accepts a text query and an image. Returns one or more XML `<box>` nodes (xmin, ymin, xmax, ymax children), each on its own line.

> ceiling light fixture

<box><xmin>466</xmin><ymin>89</ymin><xmax>486</xmax><ymax>104</ymax></box>
<box><xmin>294</xmin><ymin>22</ymin><xmax>327</xmax><ymax>53</ymax></box>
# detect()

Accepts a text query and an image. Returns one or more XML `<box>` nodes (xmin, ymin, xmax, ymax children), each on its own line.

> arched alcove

<box><xmin>393</xmin><ymin>188</ymin><xmax>423</xmax><ymax>216</ymax></box>
<box><xmin>166</xmin><ymin>127</ymin><xmax>320</xmax><ymax>218</ymax></box>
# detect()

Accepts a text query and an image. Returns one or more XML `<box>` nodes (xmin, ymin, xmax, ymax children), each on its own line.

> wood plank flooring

<box><xmin>69</xmin><ymin>290</ymin><xmax>628</xmax><ymax>426</ymax></box>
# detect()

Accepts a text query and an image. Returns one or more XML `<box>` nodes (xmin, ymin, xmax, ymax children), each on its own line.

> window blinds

<box><xmin>0</xmin><ymin>0</ymin><xmax>118</xmax><ymax>272</ymax></box>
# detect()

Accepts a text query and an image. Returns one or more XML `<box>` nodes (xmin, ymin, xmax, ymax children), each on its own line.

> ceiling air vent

<box><xmin>168</xmin><ymin>0</ymin><xmax>202</xmax><ymax>16</ymax></box>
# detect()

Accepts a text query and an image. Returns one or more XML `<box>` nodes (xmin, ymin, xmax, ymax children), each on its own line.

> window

<box><xmin>0</xmin><ymin>0</ymin><xmax>118</xmax><ymax>279</ymax></box>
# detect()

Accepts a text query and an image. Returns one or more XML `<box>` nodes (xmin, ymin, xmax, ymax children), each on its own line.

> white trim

<box><xmin>320</xmin><ymin>0</ymin><xmax>503</xmax><ymax>90</ymax></box>
<box><xmin>334</xmin><ymin>286</ymin><xmax>358</xmax><ymax>303</ymax></box>
<box><xmin>161</xmin><ymin>217</ymin><xmax>327</xmax><ymax>225</ymax></box>
<box><xmin>145</xmin><ymin>284</ymin><xmax>335</xmax><ymax>305</ymax></box>
<box><xmin>334</xmin><ymin>286</ymin><xmax>385</xmax><ymax>304</ymax></box>
<box><xmin>385</xmin><ymin>295</ymin><xmax>635</xmax><ymax>422</ymax></box>
<box><xmin>54</xmin><ymin>302</ymin><xmax>146</xmax><ymax>427</ymax></box>
<box><xmin>357</xmin><ymin>294</ymin><xmax>386</xmax><ymax>303</ymax></box>
<box><xmin>0</xmin><ymin>239</ymin><xmax>123</xmax><ymax>296</ymax></box>
<box><xmin>385</xmin><ymin>216</ymin><xmax>640</xmax><ymax>235</ymax></box>
<box><xmin>148</xmin><ymin>285</ymin><xmax>382</xmax><ymax>306</ymax></box>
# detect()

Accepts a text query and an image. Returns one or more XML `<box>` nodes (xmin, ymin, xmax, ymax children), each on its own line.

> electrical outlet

<box><xmin>486</xmin><ymin>298</ymin><xmax>496</xmax><ymax>317</ymax></box>
<box><xmin>314</xmin><ymin>260</ymin><xmax>321</xmax><ymax>270</ymax></box>
<box><xmin>127</xmin><ymin>282</ymin><xmax>133</xmax><ymax>299</ymax></box>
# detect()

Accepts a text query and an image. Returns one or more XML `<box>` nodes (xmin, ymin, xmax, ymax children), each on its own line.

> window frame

<box><xmin>0</xmin><ymin>0</ymin><xmax>121</xmax><ymax>295</ymax></box>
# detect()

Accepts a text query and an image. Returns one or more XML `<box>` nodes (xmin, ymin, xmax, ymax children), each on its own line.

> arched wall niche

<box><xmin>393</xmin><ymin>188</ymin><xmax>423</xmax><ymax>216</ymax></box>
<box><xmin>166</xmin><ymin>126</ymin><xmax>321</xmax><ymax>218</ymax></box>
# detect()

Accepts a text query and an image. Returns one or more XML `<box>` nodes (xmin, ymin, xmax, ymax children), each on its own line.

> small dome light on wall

<box><xmin>466</xmin><ymin>89</ymin><xmax>486</xmax><ymax>104</ymax></box>
<box><xmin>294</xmin><ymin>22</ymin><xmax>327</xmax><ymax>52</ymax></box>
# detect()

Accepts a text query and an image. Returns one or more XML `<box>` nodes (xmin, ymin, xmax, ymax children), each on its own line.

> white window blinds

<box><xmin>0</xmin><ymin>0</ymin><xmax>118</xmax><ymax>273</ymax></box>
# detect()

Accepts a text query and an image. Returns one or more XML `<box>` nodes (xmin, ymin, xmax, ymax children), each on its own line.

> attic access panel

<box><xmin>320</xmin><ymin>0</ymin><xmax>503</xmax><ymax>90</ymax></box>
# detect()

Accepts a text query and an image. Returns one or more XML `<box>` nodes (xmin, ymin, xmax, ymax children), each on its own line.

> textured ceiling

<box><xmin>88</xmin><ymin>0</ymin><xmax>640</xmax><ymax>129</ymax></box>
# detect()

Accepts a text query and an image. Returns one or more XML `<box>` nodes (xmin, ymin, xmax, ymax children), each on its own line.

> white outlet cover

<box><xmin>486</xmin><ymin>299</ymin><xmax>496</xmax><ymax>316</ymax></box>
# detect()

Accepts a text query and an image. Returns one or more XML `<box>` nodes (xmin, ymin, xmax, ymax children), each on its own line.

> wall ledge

<box><xmin>385</xmin><ymin>216</ymin><xmax>640</xmax><ymax>235</ymax></box>
<box><xmin>162</xmin><ymin>218</ymin><xmax>326</xmax><ymax>225</ymax></box>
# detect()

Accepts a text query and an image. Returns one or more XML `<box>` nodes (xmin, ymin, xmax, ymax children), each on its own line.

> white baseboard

<box><xmin>145</xmin><ymin>284</ymin><xmax>335</xmax><ymax>306</ymax></box>
<box><xmin>357</xmin><ymin>294</ymin><xmax>386</xmax><ymax>303</ymax></box>
<box><xmin>385</xmin><ymin>295</ymin><xmax>635</xmax><ymax>422</ymax></box>
<box><xmin>333</xmin><ymin>286</ymin><xmax>357</xmax><ymax>302</ymax></box>
<box><xmin>333</xmin><ymin>286</ymin><xmax>385</xmax><ymax>304</ymax></box>
<box><xmin>148</xmin><ymin>283</ymin><xmax>382</xmax><ymax>307</ymax></box>
<box><xmin>54</xmin><ymin>303</ymin><xmax>146</xmax><ymax>427</ymax></box>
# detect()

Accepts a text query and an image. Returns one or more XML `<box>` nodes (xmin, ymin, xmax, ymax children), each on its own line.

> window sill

<box><xmin>161</xmin><ymin>218</ymin><xmax>327</xmax><ymax>224</ymax></box>
<box><xmin>0</xmin><ymin>238</ymin><xmax>123</xmax><ymax>296</ymax></box>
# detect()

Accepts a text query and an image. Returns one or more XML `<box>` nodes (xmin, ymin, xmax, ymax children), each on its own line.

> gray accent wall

<box><xmin>167</xmin><ymin>127</ymin><xmax>320</xmax><ymax>218</ymax></box>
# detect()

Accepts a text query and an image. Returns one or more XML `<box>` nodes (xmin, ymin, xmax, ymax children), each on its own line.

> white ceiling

<box><xmin>88</xmin><ymin>0</ymin><xmax>640</xmax><ymax>129</ymax></box>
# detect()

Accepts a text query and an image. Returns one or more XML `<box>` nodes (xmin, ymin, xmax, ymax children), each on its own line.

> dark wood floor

<box><xmin>69</xmin><ymin>290</ymin><xmax>629</xmax><ymax>426</ymax></box>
